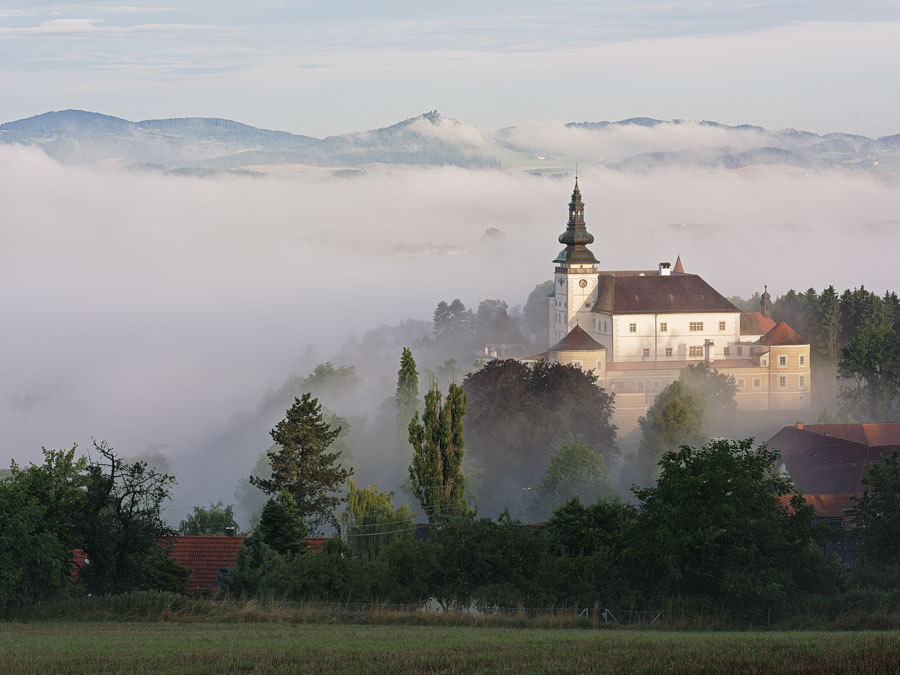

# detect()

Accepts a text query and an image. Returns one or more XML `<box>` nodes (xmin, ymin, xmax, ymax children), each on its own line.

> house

<box><xmin>766</xmin><ymin>422</ymin><xmax>900</xmax><ymax>525</ymax></box>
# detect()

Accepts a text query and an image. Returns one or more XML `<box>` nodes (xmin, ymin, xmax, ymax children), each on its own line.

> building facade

<box><xmin>527</xmin><ymin>181</ymin><xmax>812</xmax><ymax>434</ymax></box>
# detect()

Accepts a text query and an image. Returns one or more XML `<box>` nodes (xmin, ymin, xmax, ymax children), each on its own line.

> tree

<box><xmin>850</xmin><ymin>450</ymin><xmax>900</xmax><ymax>566</ymax></box>
<box><xmin>179</xmin><ymin>501</ymin><xmax>240</xmax><ymax>536</ymax></box>
<box><xmin>395</xmin><ymin>347</ymin><xmax>419</xmax><ymax>447</ymax></box>
<box><xmin>0</xmin><ymin>447</ymin><xmax>86</xmax><ymax>613</ymax></box>
<box><xmin>628</xmin><ymin>439</ymin><xmax>837</xmax><ymax>612</ymax></box>
<box><xmin>339</xmin><ymin>481</ymin><xmax>414</xmax><ymax>562</ymax></box>
<box><xmin>408</xmin><ymin>382</ymin><xmax>469</xmax><ymax>523</ymax></box>
<box><xmin>76</xmin><ymin>440</ymin><xmax>180</xmax><ymax>596</ymax></box>
<box><xmin>529</xmin><ymin>436</ymin><xmax>611</xmax><ymax>519</ymax></box>
<box><xmin>523</xmin><ymin>280</ymin><xmax>554</xmax><ymax>343</ymax></box>
<box><xmin>816</xmin><ymin>285</ymin><xmax>842</xmax><ymax>367</ymax></box>
<box><xmin>462</xmin><ymin>359</ymin><xmax>617</xmax><ymax>515</ymax></box>
<box><xmin>636</xmin><ymin>380</ymin><xmax>705</xmax><ymax>482</ymax></box>
<box><xmin>219</xmin><ymin>535</ymin><xmax>284</xmax><ymax>598</ymax></box>
<box><xmin>258</xmin><ymin>489</ymin><xmax>308</xmax><ymax>555</ymax></box>
<box><xmin>838</xmin><ymin>325</ymin><xmax>900</xmax><ymax>422</ymax></box>
<box><xmin>250</xmin><ymin>393</ymin><xmax>353</xmax><ymax>532</ymax></box>
<box><xmin>678</xmin><ymin>362</ymin><xmax>737</xmax><ymax>418</ymax></box>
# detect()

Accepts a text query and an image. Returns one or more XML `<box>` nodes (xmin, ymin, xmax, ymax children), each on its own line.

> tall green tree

<box><xmin>838</xmin><ymin>325</ymin><xmax>900</xmax><ymax>422</ymax></box>
<box><xmin>179</xmin><ymin>501</ymin><xmax>240</xmax><ymax>536</ymax></box>
<box><xmin>636</xmin><ymin>380</ymin><xmax>706</xmax><ymax>482</ymax></box>
<box><xmin>523</xmin><ymin>280</ymin><xmax>555</xmax><ymax>343</ymax></box>
<box><xmin>529</xmin><ymin>436</ymin><xmax>610</xmax><ymax>519</ymax></box>
<box><xmin>395</xmin><ymin>347</ymin><xmax>419</xmax><ymax>446</ymax></box>
<box><xmin>408</xmin><ymin>382</ymin><xmax>469</xmax><ymax>523</ymax></box>
<box><xmin>340</xmin><ymin>481</ymin><xmax>414</xmax><ymax>562</ymax></box>
<box><xmin>678</xmin><ymin>362</ymin><xmax>737</xmax><ymax>420</ymax></box>
<box><xmin>816</xmin><ymin>285</ymin><xmax>842</xmax><ymax>367</ymax></box>
<box><xmin>250</xmin><ymin>393</ymin><xmax>353</xmax><ymax>532</ymax></box>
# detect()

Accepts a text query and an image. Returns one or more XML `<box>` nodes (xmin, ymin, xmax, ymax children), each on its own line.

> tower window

<box><xmin>719</xmin><ymin>321</ymin><xmax>726</xmax><ymax>331</ymax></box>
<box><xmin>737</xmin><ymin>378</ymin><xmax>745</xmax><ymax>389</ymax></box>
<box><xmin>800</xmin><ymin>355</ymin><xmax>806</xmax><ymax>366</ymax></box>
<box><xmin>629</xmin><ymin>323</ymin><xmax>637</xmax><ymax>333</ymax></box>
<box><xmin>800</xmin><ymin>375</ymin><xmax>806</xmax><ymax>389</ymax></box>
<box><xmin>779</xmin><ymin>355</ymin><xmax>787</xmax><ymax>367</ymax></box>
<box><xmin>753</xmin><ymin>378</ymin><xmax>761</xmax><ymax>388</ymax></box>
<box><xmin>779</xmin><ymin>375</ymin><xmax>787</xmax><ymax>388</ymax></box>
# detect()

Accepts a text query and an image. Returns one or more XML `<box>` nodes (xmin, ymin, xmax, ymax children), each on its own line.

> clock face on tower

<box><xmin>579</xmin><ymin>279</ymin><xmax>588</xmax><ymax>288</ymax></box>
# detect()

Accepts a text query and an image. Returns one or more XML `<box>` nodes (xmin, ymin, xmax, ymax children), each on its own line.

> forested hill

<box><xmin>1</xmin><ymin>108</ymin><xmax>898</xmax><ymax>177</ymax></box>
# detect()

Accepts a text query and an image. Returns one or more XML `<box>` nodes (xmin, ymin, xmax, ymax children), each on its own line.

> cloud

<box><xmin>0</xmin><ymin>18</ymin><xmax>211</xmax><ymax>34</ymax></box>
<box><xmin>108</xmin><ymin>6</ymin><xmax>177</xmax><ymax>13</ymax></box>
<box><xmin>1</xmin><ymin>136</ymin><xmax>898</xmax><ymax>515</ymax></box>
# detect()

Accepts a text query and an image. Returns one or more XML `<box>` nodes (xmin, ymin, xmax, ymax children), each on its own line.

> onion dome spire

<box><xmin>761</xmin><ymin>284</ymin><xmax>772</xmax><ymax>318</ymax></box>
<box><xmin>553</xmin><ymin>178</ymin><xmax>598</xmax><ymax>265</ymax></box>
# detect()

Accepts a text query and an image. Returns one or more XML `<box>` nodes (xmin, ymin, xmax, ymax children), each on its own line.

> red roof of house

<box><xmin>766</xmin><ymin>424</ymin><xmax>900</xmax><ymax>494</ymax></box>
<box><xmin>169</xmin><ymin>536</ymin><xmax>247</xmax><ymax>594</ymax></box>
<box><xmin>778</xmin><ymin>493</ymin><xmax>857</xmax><ymax>519</ymax></box>
<box><xmin>593</xmin><ymin>273</ymin><xmax>740</xmax><ymax>315</ymax></box>
<box><xmin>758</xmin><ymin>321</ymin><xmax>806</xmax><ymax>345</ymax></box>
<box><xmin>741</xmin><ymin>312</ymin><xmax>776</xmax><ymax>336</ymax></box>
<box><xmin>550</xmin><ymin>325</ymin><xmax>606</xmax><ymax>352</ymax></box>
<box><xmin>305</xmin><ymin>537</ymin><xmax>328</xmax><ymax>553</ymax></box>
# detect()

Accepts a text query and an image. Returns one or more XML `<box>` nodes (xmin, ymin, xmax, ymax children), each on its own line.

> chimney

<box><xmin>796</xmin><ymin>422</ymin><xmax>803</xmax><ymax>430</ymax></box>
<box><xmin>225</xmin><ymin>526</ymin><xmax>236</xmax><ymax>537</ymax></box>
<box><xmin>658</xmin><ymin>262</ymin><xmax>672</xmax><ymax>276</ymax></box>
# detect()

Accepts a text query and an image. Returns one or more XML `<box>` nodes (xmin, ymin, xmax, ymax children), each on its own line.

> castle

<box><xmin>523</xmin><ymin>181</ymin><xmax>811</xmax><ymax>434</ymax></box>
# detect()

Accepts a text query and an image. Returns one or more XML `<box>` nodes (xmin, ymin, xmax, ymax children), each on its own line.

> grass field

<box><xmin>1</xmin><ymin>623</ymin><xmax>899</xmax><ymax>674</ymax></box>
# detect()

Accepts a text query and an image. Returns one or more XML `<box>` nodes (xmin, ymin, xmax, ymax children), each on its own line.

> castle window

<box><xmin>779</xmin><ymin>375</ymin><xmax>787</xmax><ymax>388</ymax></box>
<box><xmin>571</xmin><ymin>360</ymin><xmax>583</xmax><ymax>369</ymax></box>
<box><xmin>665</xmin><ymin>347</ymin><xmax>673</xmax><ymax>357</ymax></box>
<box><xmin>719</xmin><ymin>321</ymin><xmax>726</xmax><ymax>331</ymax></box>
<box><xmin>724</xmin><ymin>347</ymin><xmax>730</xmax><ymax>357</ymax></box>
<box><xmin>800</xmin><ymin>355</ymin><xmax>806</xmax><ymax>366</ymax></box>
<box><xmin>642</xmin><ymin>348</ymin><xmax>650</xmax><ymax>358</ymax></box>
<box><xmin>689</xmin><ymin>345</ymin><xmax>703</xmax><ymax>357</ymax></box>
<box><xmin>778</xmin><ymin>355</ymin><xmax>787</xmax><ymax>367</ymax></box>
<box><xmin>596</xmin><ymin>361</ymin><xmax>603</xmax><ymax>371</ymax></box>
<box><xmin>753</xmin><ymin>378</ymin><xmax>761</xmax><ymax>388</ymax></box>
<box><xmin>629</xmin><ymin>323</ymin><xmax>637</xmax><ymax>333</ymax></box>
<box><xmin>659</xmin><ymin>322</ymin><xmax>668</xmax><ymax>332</ymax></box>
<box><xmin>737</xmin><ymin>378</ymin><xmax>745</xmax><ymax>389</ymax></box>
<box><xmin>689</xmin><ymin>322</ymin><xmax>703</xmax><ymax>332</ymax></box>
<box><xmin>800</xmin><ymin>375</ymin><xmax>806</xmax><ymax>389</ymax></box>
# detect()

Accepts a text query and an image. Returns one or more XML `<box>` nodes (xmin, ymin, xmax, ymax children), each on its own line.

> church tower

<box><xmin>549</xmin><ymin>179</ymin><xmax>600</xmax><ymax>345</ymax></box>
<box><xmin>761</xmin><ymin>284</ymin><xmax>772</xmax><ymax>319</ymax></box>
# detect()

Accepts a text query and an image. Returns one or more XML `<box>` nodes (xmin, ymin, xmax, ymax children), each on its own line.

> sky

<box><xmin>2</xmin><ymin>1</ymin><xmax>900</xmax><ymax>136</ymax></box>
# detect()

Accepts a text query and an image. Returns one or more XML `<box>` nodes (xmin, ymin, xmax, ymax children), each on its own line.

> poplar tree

<box><xmin>395</xmin><ymin>347</ymin><xmax>419</xmax><ymax>445</ymax></box>
<box><xmin>251</xmin><ymin>393</ymin><xmax>353</xmax><ymax>531</ymax></box>
<box><xmin>408</xmin><ymin>383</ymin><xmax>468</xmax><ymax>523</ymax></box>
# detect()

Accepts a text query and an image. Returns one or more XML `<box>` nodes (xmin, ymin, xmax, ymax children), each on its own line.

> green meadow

<box><xmin>1</xmin><ymin>623</ymin><xmax>899</xmax><ymax>674</ymax></box>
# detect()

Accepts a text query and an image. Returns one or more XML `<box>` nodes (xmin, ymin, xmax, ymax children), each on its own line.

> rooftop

<box><xmin>758</xmin><ymin>321</ymin><xmax>806</xmax><ymax>346</ymax></box>
<box><xmin>550</xmin><ymin>325</ymin><xmax>606</xmax><ymax>352</ymax></box>
<box><xmin>741</xmin><ymin>312</ymin><xmax>777</xmax><ymax>336</ymax></box>
<box><xmin>593</xmin><ymin>273</ymin><xmax>740</xmax><ymax>315</ymax></box>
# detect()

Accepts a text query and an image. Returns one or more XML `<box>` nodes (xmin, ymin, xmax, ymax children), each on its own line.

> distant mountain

<box><xmin>1</xmin><ymin>109</ymin><xmax>897</xmax><ymax>176</ymax></box>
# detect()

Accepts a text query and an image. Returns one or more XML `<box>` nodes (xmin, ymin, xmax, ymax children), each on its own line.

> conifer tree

<box><xmin>251</xmin><ymin>393</ymin><xmax>352</xmax><ymax>531</ymax></box>
<box><xmin>816</xmin><ymin>285</ymin><xmax>841</xmax><ymax>367</ymax></box>
<box><xmin>395</xmin><ymin>347</ymin><xmax>419</xmax><ymax>446</ymax></box>
<box><xmin>408</xmin><ymin>382</ymin><xmax>468</xmax><ymax>523</ymax></box>
<box><xmin>258</xmin><ymin>489</ymin><xmax>308</xmax><ymax>555</ymax></box>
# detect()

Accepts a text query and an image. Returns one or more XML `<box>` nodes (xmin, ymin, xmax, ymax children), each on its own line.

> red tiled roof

<box><xmin>758</xmin><ymin>321</ymin><xmax>806</xmax><ymax>345</ymax></box>
<box><xmin>305</xmin><ymin>537</ymin><xmax>328</xmax><ymax>553</ymax></box>
<box><xmin>777</xmin><ymin>493</ymin><xmax>857</xmax><ymax>518</ymax></box>
<box><xmin>550</xmin><ymin>325</ymin><xmax>606</xmax><ymax>352</ymax></box>
<box><xmin>594</xmin><ymin>274</ymin><xmax>740</xmax><ymax>314</ymax></box>
<box><xmin>766</xmin><ymin>425</ymin><xmax>899</xmax><ymax>494</ymax></box>
<box><xmin>803</xmin><ymin>423</ymin><xmax>900</xmax><ymax>447</ymax></box>
<box><xmin>168</xmin><ymin>536</ymin><xmax>246</xmax><ymax>594</ymax></box>
<box><xmin>521</xmin><ymin>351</ymin><xmax>548</xmax><ymax>362</ymax></box>
<box><xmin>741</xmin><ymin>312</ymin><xmax>776</xmax><ymax>336</ymax></box>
